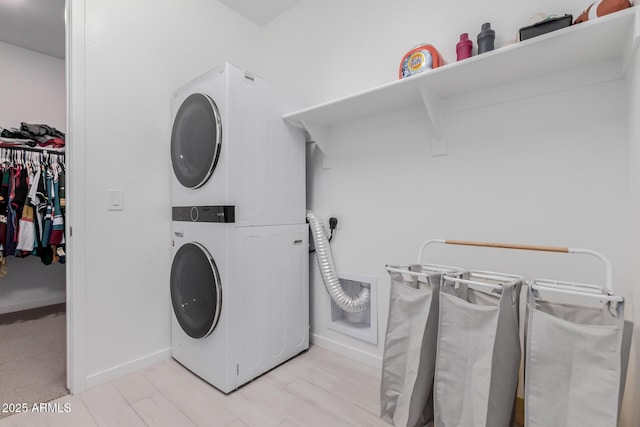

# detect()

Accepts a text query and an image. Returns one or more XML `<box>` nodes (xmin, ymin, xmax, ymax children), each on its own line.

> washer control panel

<box><xmin>172</xmin><ymin>205</ymin><xmax>235</xmax><ymax>223</ymax></box>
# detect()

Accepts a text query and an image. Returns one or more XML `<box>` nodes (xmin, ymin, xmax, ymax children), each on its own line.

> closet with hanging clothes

<box><xmin>0</xmin><ymin>36</ymin><xmax>67</xmax><ymax>314</ymax></box>
<box><xmin>0</xmin><ymin>146</ymin><xmax>66</xmax><ymax>274</ymax></box>
<box><xmin>0</xmin><ymin>24</ymin><xmax>68</xmax><ymax>414</ymax></box>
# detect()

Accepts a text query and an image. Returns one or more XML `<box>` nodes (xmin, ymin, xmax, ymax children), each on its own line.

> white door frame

<box><xmin>65</xmin><ymin>0</ymin><xmax>86</xmax><ymax>394</ymax></box>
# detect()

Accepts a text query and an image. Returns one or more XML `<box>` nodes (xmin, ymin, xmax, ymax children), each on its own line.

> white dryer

<box><xmin>170</xmin><ymin>221</ymin><xmax>309</xmax><ymax>393</ymax></box>
<box><xmin>170</xmin><ymin>62</ymin><xmax>305</xmax><ymax>226</ymax></box>
<box><xmin>170</xmin><ymin>63</ymin><xmax>309</xmax><ymax>393</ymax></box>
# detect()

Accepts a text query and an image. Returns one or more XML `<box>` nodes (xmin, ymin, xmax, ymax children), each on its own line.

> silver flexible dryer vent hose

<box><xmin>306</xmin><ymin>210</ymin><xmax>369</xmax><ymax>313</ymax></box>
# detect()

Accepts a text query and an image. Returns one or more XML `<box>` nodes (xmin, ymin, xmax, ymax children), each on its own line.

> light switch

<box><xmin>108</xmin><ymin>190</ymin><xmax>124</xmax><ymax>211</ymax></box>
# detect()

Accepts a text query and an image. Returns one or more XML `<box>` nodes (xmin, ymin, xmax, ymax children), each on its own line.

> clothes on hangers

<box><xmin>49</xmin><ymin>171</ymin><xmax>64</xmax><ymax>246</ymax></box>
<box><xmin>16</xmin><ymin>160</ymin><xmax>38</xmax><ymax>254</ymax></box>
<box><xmin>16</xmin><ymin>202</ymin><xmax>35</xmax><ymax>253</ymax></box>
<box><xmin>0</xmin><ymin>171</ymin><xmax>8</xmax><ymax>250</ymax></box>
<box><xmin>4</xmin><ymin>168</ymin><xmax>18</xmax><ymax>256</ymax></box>
<box><xmin>0</xmin><ymin>148</ymin><xmax>66</xmax><ymax>266</ymax></box>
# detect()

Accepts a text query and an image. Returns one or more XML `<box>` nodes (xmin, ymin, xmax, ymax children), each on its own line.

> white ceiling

<box><xmin>0</xmin><ymin>0</ymin><xmax>66</xmax><ymax>59</ymax></box>
<box><xmin>0</xmin><ymin>0</ymin><xmax>302</xmax><ymax>61</ymax></box>
<box><xmin>217</xmin><ymin>0</ymin><xmax>302</xmax><ymax>26</ymax></box>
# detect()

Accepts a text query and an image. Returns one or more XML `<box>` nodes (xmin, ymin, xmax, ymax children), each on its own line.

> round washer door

<box><xmin>170</xmin><ymin>242</ymin><xmax>222</xmax><ymax>339</ymax></box>
<box><xmin>171</xmin><ymin>93</ymin><xmax>222</xmax><ymax>189</ymax></box>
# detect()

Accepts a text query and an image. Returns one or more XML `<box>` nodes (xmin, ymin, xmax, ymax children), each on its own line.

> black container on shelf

<box><xmin>519</xmin><ymin>15</ymin><xmax>572</xmax><ymax>41</ymax></box>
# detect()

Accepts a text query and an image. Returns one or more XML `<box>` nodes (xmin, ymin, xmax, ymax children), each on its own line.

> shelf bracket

<box><xmin>419</xmin><ymin>85</ymin><xmax>447</xmax><ymax>157</ymax></box>
<box><xmin>300</xmin><ymin>118</ymin><xmax>332</xmax><ymax>168</ymax></box>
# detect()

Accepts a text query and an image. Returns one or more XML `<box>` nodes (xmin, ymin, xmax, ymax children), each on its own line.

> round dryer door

<box><xmin>170</xmin><ymin>242</ymin><xmax>222</xmax><ymax>339</ymax></box>
<box><xmin>171</xmin><ymin>93</ymin><xmax>222</xmax><ymax>189</ymax></box>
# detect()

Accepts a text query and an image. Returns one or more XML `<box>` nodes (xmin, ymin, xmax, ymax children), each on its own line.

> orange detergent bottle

<box><xmin>399</xmin><ymin>44</ymin><xmax>443</xmax><ymax>79</ymax></box>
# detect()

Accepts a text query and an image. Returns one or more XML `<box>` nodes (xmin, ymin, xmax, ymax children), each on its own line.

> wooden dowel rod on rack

<box><xmin>417</xmin><ymin>239</ymin><xmax>612</xmax><ymax>289</ymax></box>
<box><xmin>443</xmin><ymin>240</ymin><xmax>569</xmax><ymax>253</ymax></box>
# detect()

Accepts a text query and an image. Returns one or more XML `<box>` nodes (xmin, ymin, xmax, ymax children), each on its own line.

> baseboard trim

<box><xmin>311</xmin><ymin>333</ymin><xmax>382</xmax><ymax>370</ymax></box>
<box><xmin>85</xmin><ymin>347</ymin><xmax>171</xmax><ymax>389</ymax></box>
<box><xmin>0</xmin><ymin>295</ymin><xmax>66</xmax><ymax>315</ymax></box>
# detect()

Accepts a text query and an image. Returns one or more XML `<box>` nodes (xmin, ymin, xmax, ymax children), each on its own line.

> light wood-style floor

<box><xmin>0</xmin><ymin>345</ymin><xmax>389</xmax><ymax>427</ymax></box>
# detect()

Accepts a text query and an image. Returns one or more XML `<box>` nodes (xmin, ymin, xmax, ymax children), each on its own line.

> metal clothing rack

<box><xmin>0</xmin><ymin>146</ymin><xmax>65</xmax><ymax>168</ymax></box>
<box><xmin>383</xmin><ymin>238</ymin><xmax>628</xmax><ymax>426</ymax></box>
<box><xmin>416</xmin><ymin>238</ymin><xmax>623</xmax><ymax>303</ymax></box>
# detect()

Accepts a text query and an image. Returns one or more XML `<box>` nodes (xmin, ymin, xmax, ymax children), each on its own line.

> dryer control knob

<box><xmin>190</xmin><ymin>206</ymin><xmax>199</xmax><ymax>222</ymax></box>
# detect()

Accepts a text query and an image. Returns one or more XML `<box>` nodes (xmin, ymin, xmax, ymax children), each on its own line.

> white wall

<box><xmin>0</xmin><ymin>41</ymin><xmax>66</xmax><ymax>130</ymax></box>
<box><xmin>69</xmin><ymin>0</ymin><xmax>260</xmax><ymax>389</ymax></box>
<box><xmin>625</xmin><ymin>41</ymin><xmax>640</xmax><ymax>426</ymax></box>
<box><xmin>0</xmin><ymin>259</ymin><xmax>65</xmax><ymax>314</ymax></box>
<box><xmin>0</xmin><ymin>41</ymin><xmax>66</xmax><ymax>314</ymax></box>
<box><xmin>68</xmin><ymin>0</ymin><xmax>639</xmax><ymax>424</ymax></box>
<box><xmin>255</xmin><ymin>1</ymin><xmax>637</xmax><ymax>425</ymax></box>
<box><xmin>254</xmin><ymin>0</ymin><xmax>589</xmax><ymax>106</ymax></box>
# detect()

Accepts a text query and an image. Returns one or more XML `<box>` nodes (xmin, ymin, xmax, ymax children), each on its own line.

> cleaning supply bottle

<box><xmin>477</xmin><ymin>22</ymin><xmax>495</xmax><ymax>54</ymax></box>
<box><xmin>398</xmin><ymin>44</ymin><xmax>443</xmax><ymax>79</ymax></box>
<box><xmin>456</xmin><ymin>33</ymin><xmax>473</xmax><ymax>61</ymax></box>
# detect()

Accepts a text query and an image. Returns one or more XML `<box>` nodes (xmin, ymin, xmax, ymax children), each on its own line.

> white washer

<box><xmin>170</xmin><ymin>63</ymin><xmax>309</xmax><ymax>393</ymax></box>
<box><xmin>171</xmin><ymin>221</ymin><xmax>309</xmax><ymax>393</ymax></box>
<box><xmin>170</xmin><ymin>62</ymin><xmax>305</xmax><ymax>227</ymax></box>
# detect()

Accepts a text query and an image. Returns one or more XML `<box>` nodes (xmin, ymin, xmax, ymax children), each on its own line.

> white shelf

<box><xmin>284</xmin><ymin>8</ymin><xmax>640</xmax><ymax>157</ymax></box>
<box><xmin>0</xmin><ymin>142</ymin><xmax>65</xmax><ymax>154</ymax></box>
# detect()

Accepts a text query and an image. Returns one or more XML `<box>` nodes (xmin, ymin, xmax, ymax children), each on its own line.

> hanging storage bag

<box><xmin>434</xmin><ymin>271</ymin><xmax>522</xmax><ymax>427</ymax></box>
<box><xmin>524</xmin><ymin>280</ymin><xmax>627</xmax><ymax>427</ymax></box>
<box><xmin>381</xmin><ymin>264</ymin><xmax>461</xmax><ymax>427</ymax></box>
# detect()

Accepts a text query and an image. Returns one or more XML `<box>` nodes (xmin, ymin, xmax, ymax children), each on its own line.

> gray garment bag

<box><xmin>434</xmin><ymin>274</ymin><xmax>522</xmax><ymax>427</ymax></box>
<box><xmin>380</xmin><ymin>266</ymin><xmax>447</xmax><ymax>427</ymax></box>
<box><xmin>524</xmin><ymin>287</ymin><xmax>628</xmax><ymax>427</ymax></box>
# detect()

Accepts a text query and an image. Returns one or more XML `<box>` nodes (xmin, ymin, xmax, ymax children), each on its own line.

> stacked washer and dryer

<box><xmin>170</xmin><ymin>63</ymin><xmax>309</xmax><ymax>393</ymax></box>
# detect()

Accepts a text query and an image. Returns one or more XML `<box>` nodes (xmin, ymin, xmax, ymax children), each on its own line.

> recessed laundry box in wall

<box><xmin>327</xmin><ymin>273</ymin><xmax>378</xmax><ymax>344</ymax></box>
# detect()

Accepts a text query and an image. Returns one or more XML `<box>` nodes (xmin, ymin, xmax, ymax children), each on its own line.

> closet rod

<box><xmin>0</xmin><ymin>145</ymin><xmax>64</xmax><ymax>154</ymax></box>
<box><xmin>417</xmin><ymin>239</ymin><xmax>613</xmax><ymax>291</ymax></box>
